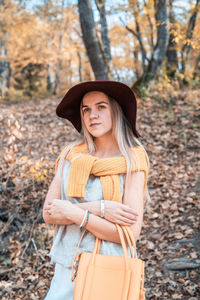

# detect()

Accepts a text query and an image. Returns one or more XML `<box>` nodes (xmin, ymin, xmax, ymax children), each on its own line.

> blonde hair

<box><xmin>55</xmin><ymin>92</ymin><xmax>151</xmax><ymax>206</ymax></box>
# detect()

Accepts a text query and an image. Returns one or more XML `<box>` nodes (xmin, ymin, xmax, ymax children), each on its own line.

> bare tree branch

<box><xmin>119</xmin><ymin>15</ymin><xmax>148</xmax><ymax>73</ymax></box>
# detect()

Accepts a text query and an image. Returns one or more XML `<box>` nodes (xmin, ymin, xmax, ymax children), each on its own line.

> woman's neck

<box><xmin>93</xmin><ymin>135</ymin><xmax>120</xmax><ymax>158</ymax></box>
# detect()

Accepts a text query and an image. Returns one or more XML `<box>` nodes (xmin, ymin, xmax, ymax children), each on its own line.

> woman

<box><xmin>43</xmin><ymin>80</ymin><xmax>149</xmax><ymax>299</ymax></box>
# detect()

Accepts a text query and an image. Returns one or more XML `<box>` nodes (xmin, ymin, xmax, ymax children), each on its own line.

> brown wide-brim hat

<box><xmin>56</xmin><ymin>80</ymin><xmax>140</xmax><ymax>137</ymax></box>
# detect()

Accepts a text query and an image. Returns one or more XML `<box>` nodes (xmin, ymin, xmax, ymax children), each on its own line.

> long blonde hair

<box><xmin>55</xmin><ymin>93</ymin><xmax>150</xmax><ymax>205</ymax></box>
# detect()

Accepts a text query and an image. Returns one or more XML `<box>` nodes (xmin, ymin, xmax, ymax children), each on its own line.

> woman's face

<box><xmin>81</xmin><ymin>91</ymin><xmax>112</xmax><ymax>139</ymax></box>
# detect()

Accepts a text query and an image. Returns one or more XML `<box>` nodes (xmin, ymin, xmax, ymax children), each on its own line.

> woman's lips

<box><xmin>90</xmin><ymin>123</ymin><xmax>101</xmax><ymax>127</ymax></box>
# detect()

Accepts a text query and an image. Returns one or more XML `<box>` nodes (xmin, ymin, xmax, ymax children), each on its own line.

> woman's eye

<box><xmin>83</xmin><ymin>108</ymin><xmax>89</xmax><ymax>113</ymax></box>
<box><xmin>98</xmin><ymin>105</ymin><xmax>105</xmax><ymax>110</ymax></box>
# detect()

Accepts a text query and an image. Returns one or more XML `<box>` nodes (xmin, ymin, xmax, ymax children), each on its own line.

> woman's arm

<box><xmin>43</xmin><ymin>175</ymin><xmax>138</xmax><ymax>227</ymax></box>
<box><xmin>83</xmin><ymin>171</ymin><xmax>145</xmax><ymax>243</ymax></box>
<box><xmin>44</xmin><ymin>199</ymin><xmax>130</xmax><ymax>244</ymax></box>
<box><xmin>122</xmin><ymin>171</ymin><xmax>145</xmax><ymax>241</ymax></box>
<box><xmin>43</xmin><ymin>175</ymin><xmax>73</xmax><ymax>225</ymax></box>
<box><xmin>44</xmin><ymin>171</ymin><xmax>145</xmax><ymax>243</ymax></box>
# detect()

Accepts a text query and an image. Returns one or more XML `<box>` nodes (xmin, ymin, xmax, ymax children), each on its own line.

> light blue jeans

<box><xmin>44</xmin><ymin>263</ymin><xmax>75</xmax><ymax>300</ymax></box>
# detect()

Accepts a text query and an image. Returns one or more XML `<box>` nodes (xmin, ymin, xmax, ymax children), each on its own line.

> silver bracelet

<box><xmin>100</xmin><ymin>200</ymin><xmax>105</xmax><ymax>218</ymax></box>
<box><xmin>80</xmin><ymin>210</ymin><xmax>88</xmax><ymax>228</ymax></box>
<box><xmin>81</xmin><ymin>211</ymin><xmax>91</xmax><ymax>232</ymax></box>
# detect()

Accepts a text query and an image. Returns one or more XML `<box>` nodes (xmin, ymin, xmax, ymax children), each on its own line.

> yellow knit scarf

<box><xmin>55</xmin><ymin>143</ymin><xmax>148</xmax><ymax>203</ymax></box>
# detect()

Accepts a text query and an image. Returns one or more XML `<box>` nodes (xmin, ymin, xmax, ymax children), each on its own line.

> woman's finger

<box><xmin>45</xmin><ymin>202</ymin><xmax>52</xmax><ymax>207</ymax></box>
<box><xmin>44</xmin><ymin>206</ymin><xmax>50</xmax><ymax>210</ymax></box>
<box><xmin>44</xmin><ymin>208</ymin><xmax>52</xmax><ymax>215</ymax></box>
<box><xmin>118</xmin><ymin>220</ymin><xmax>133</xmax><ymax>226</ymax></box>
<box><xmin>120</xmin><ymin>211</ymin><xmax>138</xmax><ymax>221</ymax></box>
<box><xmin>122</xmin><ymin>205</ymin><xmax>138</xmax><ymax>216</ymax></box>
<box><xmin>105</xmin><ymin>211</ymin><xmax>136</xmax><ymax>224</ymax></box>
<box><xmin>44</xmin><ymin>206</ymin><xmax>50</xmax><ymax>211</ymax></box>
<box><xmin>117</xmin><ymin>216</ymin><xmax>135</xmax><ymax>225</ymax></box>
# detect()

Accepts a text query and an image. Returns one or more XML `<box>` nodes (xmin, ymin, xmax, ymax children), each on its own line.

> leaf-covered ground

<box><xmin>0</xmin><ymin>87</ymin><xmax>199</xmax><ymax>299</ymax></box>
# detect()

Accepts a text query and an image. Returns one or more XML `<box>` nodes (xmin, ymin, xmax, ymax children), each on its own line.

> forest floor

<box><xmin>0</xmin><ymin>86</ymin><xmax>200</xmax><ymax>299</ymax></box>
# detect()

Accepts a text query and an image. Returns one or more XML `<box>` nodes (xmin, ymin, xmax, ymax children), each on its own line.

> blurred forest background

<box><xmin>0</xmin><ymin>0</ymin><xmax>200</xmax><ymax>100</ymax></box>
<box><xmin>0</xmin><ymin>0</ymin><xmax>200</xmax><ymax>299</ymax></box>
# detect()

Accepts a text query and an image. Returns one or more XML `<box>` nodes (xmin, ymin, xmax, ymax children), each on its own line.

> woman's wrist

<box><xmin>76</xmin><ymin>201</ymin><xmax>101</xmax><ymax>217</ymax></box>
<box><xmin>66</xmin><ymin>202</ymin><xmax>85</xmax><ymax>225</ymax></box>
<box><xmin>87</xmin><ymin>200</ymin><xmax>105</xmax><ymax>218</ymax></box>
<box><xmin>90</xmin><ymin>201</ymin><xmax>104</xmax><ymax>217</ymax></box>
<box><xmin>93</xmin><ymin>201</ymin><xmax>101</xmax><ymax>217</ymax></box>
<box><xmin>80</xmin><ymin>210</ymin><xmax>88</xmax><ymax>227</ymax></box>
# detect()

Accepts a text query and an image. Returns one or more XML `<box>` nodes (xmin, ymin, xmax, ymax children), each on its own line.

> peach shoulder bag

<box><xmin>71</xmin><ymin>224</ymin><xmax>145</xmax><ymax>300</ymax></box>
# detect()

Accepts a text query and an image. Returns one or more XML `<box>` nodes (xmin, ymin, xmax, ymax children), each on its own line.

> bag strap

<box><xmin>71</xmin><ymin>224</ymin><xmax>137</xmax><ymax>281</ymax></box>
<box><xmin>71</xmin><ymin>228</ymin><xmax>87</xmax><ymax>281</ymax></box>
<box><xmin>90</xmin><ymin>225</ymin><xmax>130</xmax><ymax>269</ymax></box>
<box><xmin>122</xmin><ymin>226</ymin><xmax>137</xmax><ymax>257</ymax></box>
<box><xmin>121</xmin><ymin>226</ymin><xmax>134</xmax><ymax>258</ymax></box>
<box><xmin>94</xmin><ymin>225</ymin><xmax>136</xmax><ymax>258</ymax></box>
<box><xmin>122</xmin><ymin>226</ymin><xmax>136</xmax><ymax>251</ymax></box>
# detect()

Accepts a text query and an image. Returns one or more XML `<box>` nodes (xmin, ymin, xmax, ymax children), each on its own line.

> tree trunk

<box><xmin>42</xmin><ymin>0</ymin><xmax>56</xmax><ymax>93</ymax></box>
<box><xmin>53</xmin><ymin>0</ymin><xmax>65</xmax><ymax>95</ymax></box>
<box><xmin>166</xmin><ymin>0</ymin><xmax>178</xmax><ymax>78</ymax></box>
<box><xmin>133</xmin><ymin>39</ymin><xmax>140</xmax><ymax>79</ymax></box>
<box><xmin>181</xmin><ymin>0</ymin><xmax>200</xmax><ymax>75</ymax></box>
<box><xmin>78</xmin><ymin>0</ymin><xmax>109</xmax><ymax>79</ymax></box>
<box><xmin>193</xmin><ymin>53</ymin><xmax>200</xmax><ymax>80</ymax></box>
<box><xmin>77</xmin><ymin>51</ymin><xmax>82</xmax><ymax>82</ymax></box>
<box><xmin>123</xmin><ymin>2</ymin><xmax>147</xmax><ymax>74</ymax></box>
<box><xmin>133</xmin><ymin>0</ymin><xmax>169</xmax><ymax>89</ymax></box>
<box><xmin>143</xmin><ymin>0</ymin><xmax>154</xmax><ymax>52</ymax></box>
<box><xmin>133</xmin><ymin>3</ymin><xmax>147</xmax><ymax>73</ymax></box>
<box><xmin>46</xmin><ymin>64</ymin><xmax>55</xmax><ymax>92</ymax></box>
<box><xmin>0</xmin><ymin>0</ymin><xmax>10</xmax><ymax>98</ymax></box>
<box><xmin>94</xmin><ymin>0</ymin><xmax>117</xmax><ymax>79</ymax></box>
<box><xmin>0</xmin><ymin>42</ymin><xmax>10</xmax><ymax>97</ymax></box>
<box><xmin>95</xmin><ymin>0</ymin><xmax>111</xmax><ymax>63</ymax></box>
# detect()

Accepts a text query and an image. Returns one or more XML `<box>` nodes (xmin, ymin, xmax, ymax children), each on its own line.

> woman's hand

<box><xmin>43</xmin><ymin>199</ymin><xmax>73</xmax><ymax>222</ymax></box>
<box><xmin>104</xmin><ymin>200</ymin><xmax>138</xmax><ymax>226</ymax></box>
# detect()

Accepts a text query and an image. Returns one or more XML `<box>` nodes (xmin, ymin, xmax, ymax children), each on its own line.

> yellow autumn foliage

<box><xmin>0</xmin><ymin>0</ymin><xmax>199</xmax><ymax>100</ymax></box>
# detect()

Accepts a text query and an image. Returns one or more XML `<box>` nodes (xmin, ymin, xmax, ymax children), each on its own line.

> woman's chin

<box><xmin>89</xmin><ymin>130</ymin><xmax>112</xmax><ymax>139</ymax></box>
<box><xmin>90</xmin><ymin>132</ymin><xmax>104</xmax><ymax>138</ymax></box>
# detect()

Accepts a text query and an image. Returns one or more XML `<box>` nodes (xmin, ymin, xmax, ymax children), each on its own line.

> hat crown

<box><xmin>56</xmin><ymin>80</ymin><xmax>140</xmax><ymax>137</ymax></box>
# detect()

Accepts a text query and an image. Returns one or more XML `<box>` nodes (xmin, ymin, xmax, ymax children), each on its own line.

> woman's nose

<box><xmin>89</xmin><ymin>109</ymin><xmax>99</xmax><ymax>119</ymax></box>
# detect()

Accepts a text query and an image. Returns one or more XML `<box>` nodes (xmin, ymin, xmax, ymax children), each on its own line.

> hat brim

<box><xmin>56</xmin><ymin>80</ymin><xmax>140</xmax><ymax>137</ymax></box>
